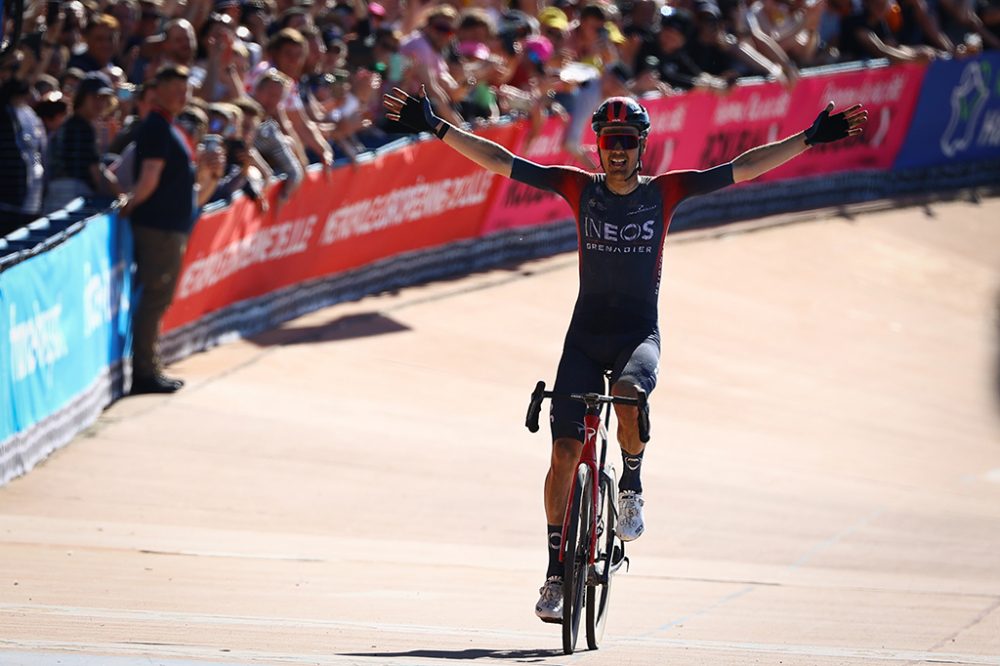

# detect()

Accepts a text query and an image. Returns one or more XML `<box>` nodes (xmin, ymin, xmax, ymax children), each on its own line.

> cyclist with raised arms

<box><xmin>383</xmin><ymin>88</ymin><xmax>866</xmax><ymax>623</ymax></box>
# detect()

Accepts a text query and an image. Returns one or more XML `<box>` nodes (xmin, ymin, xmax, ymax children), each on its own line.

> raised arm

<box><xmin>383</xmin><ymin>86</ymin><xmax>515</xmax><ymax>177</ymax></box>
<box><xmin>732</xmin><ymin>102</ymin><xmax>867</xmax><ymax>183</ymax></box>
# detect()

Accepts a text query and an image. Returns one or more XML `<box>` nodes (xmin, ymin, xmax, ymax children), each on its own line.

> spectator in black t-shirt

<box><xmin>0</xmin><ymin>53</ymin><xmax>47</xmax><ymax>236</ymax></box>
<box><xmin>68</xmin><ymin>14</ymin><xmax>121</xmax><ymax>73</ymax></box>
<box><xmin>45</xmin><ymin>73</ymin><xmax>122</xmax><ymax>212</ymax></box>
<box><xmin>121</xmin><ymin>65</ymin><xmax>224</xmax><ymax>394</ymax></box>
<box><xmin>840</xmin><ymin>0</ymin><xmax>947</xmax><ymax>61</ymax></box>
<box><xmin>656</xmin><ymin>6</ymin><xmax>729</xmax><ymax>91</ymax></box>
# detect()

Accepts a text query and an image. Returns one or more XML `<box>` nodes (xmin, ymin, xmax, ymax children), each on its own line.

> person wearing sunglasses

<box><xmin>382</xmin><ymin>89</ymin><xmax>867</xmax><ymax>623</ymax></box>
<box><xmin>397</xmin><ymin>5</ymin><xmax>463</xmax><ymax>126</ymax></box>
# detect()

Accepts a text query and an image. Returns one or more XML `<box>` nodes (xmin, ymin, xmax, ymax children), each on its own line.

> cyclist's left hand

<box><xmin>804</xmin><ymin>102</ymin><xmax>868</xmax><ymax>145</ymax></box>
<box><xmin>382</xmin><ymin>85</ymin><xmax>441</xmax><ymax>135</ymax></box>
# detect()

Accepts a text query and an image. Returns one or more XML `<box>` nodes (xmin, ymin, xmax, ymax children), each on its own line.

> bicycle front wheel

<box><xmin>586</xmin><ymin>467</ymin><xmax>617</xmax><ymax>649</ymax></box>
<box><xmin>562</xmin><ymin>464</ymin><xmax>591</xmax><ymax>655</ymax></box>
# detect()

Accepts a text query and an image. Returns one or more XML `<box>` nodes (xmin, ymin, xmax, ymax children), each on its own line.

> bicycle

<box><xmin>525</xmin><ymin>373</ymin><xmax>650</xmax><ymax>654</ymax></box>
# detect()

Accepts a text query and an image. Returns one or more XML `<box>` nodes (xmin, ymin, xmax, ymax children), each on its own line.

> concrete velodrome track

<box><xmin>1</xmin><ymin>195</ymin><xmax>999</xmax><ymax>666</ymax></box>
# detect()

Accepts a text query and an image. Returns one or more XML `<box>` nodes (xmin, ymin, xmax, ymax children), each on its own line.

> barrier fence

<box><xmin>2</xmin><ymin>55</ymin><xmax>999</xmax><ymax>486</ymax></box>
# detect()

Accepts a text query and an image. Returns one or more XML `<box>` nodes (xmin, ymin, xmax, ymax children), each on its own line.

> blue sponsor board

<box><xmin>0</xmin><ymin>213</ymin><xmax>132</xmax><ymax>443</ymax></box>
<box><xmin>895</xmin><ymin>52</ymin><xmax>1000</xmax><ymax>169</ymax></box>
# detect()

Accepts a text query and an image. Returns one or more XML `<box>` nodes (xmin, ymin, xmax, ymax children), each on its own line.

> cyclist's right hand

<box><xmin>382</xmin><ymin>86</ymin><xmax>441</xmax><ymax>135</ymax></box>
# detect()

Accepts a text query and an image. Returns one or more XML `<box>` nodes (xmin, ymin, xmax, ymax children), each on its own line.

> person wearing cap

<box><xmin>45</xmin><ymin>73</ymin><xmax>122</xmax><ymax>212</ymax></box>
<box><xmin>655</xmin><ymin>6</ymin><xmax>729</xmax><ymax>90</ymax></box>
<box><xmin>384</xmin><ymin>87</ymin><xmax>867</xmax><ymax>624</ymax></box>
<box><xmin>538</xmin><ymin>6</ymin><xmax>571</xmax><ymax>48</ymax></box>
<box><xmin>213</xmin><ymin>0</ymin><xmax>243</xmax><ymax>23</ymax></box>
<box><xmin>689</xmin><ymin>0</ymin><xmax>789</xmax><ymax>85</ymax></box>
<box><xmin>240</xmin><ymin>0</ymin><xmax>271</xmax><ymax>47</ymax></box>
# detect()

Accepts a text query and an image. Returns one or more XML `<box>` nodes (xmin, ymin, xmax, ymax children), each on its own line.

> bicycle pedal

<box><xmin>610</xmin><ymin>545</ymin><xmax>629</xmax><ymax>574</ymax></box>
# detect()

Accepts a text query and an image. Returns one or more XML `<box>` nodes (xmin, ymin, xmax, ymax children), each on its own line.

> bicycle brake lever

<box><xmin>525</xmin><ymin>380</ymin><xmax>546</xmax><ymax>433</ymax></box>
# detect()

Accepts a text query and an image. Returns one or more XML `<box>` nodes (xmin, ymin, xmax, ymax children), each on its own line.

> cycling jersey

<box><xmin>510</xmin><ymin>157</ymin><xmax>734</xmax><ymax>334</ymax></box>
<box><xmin>510</xmin><ymin>157</ymin><xmax>734</xmax><ymax>440</ymax></box>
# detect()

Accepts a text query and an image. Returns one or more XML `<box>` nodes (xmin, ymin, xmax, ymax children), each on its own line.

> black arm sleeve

<box><xmin>510</xmin><ymin>157</ymin><xmax>590</xmax><ymax>199</ymax></box>
<box><xmin>677</xmin><ymin>163</ymin><xmax>735</xmax><ymax>198</ymax></box>
<box><xmin>510</xmin><ymin>157</ymin><xmax>561</xmax><ymax>192</ymax></box>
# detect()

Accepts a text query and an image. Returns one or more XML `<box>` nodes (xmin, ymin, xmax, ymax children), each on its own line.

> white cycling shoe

<box><xmin>534</xmin><ymin>576</ymin><xmax>563</xmax><ymax>623</ymax></box>
<box><xmin>617</xmin><ymin>490</ymin><xmax>645</xmax><ymax>542</ymax></box>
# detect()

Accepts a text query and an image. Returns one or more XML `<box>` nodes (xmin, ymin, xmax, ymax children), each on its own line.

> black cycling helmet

<box><xmin>591</xmin><ymin>96</ymin><xmax>650</xmax><ymax>136</ymax></box>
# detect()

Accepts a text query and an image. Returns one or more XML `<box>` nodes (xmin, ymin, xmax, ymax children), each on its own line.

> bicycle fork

<box><xmin>559</xmin><ymin>408</ymin><xmax>604</xmax><ymax>567</ymax></box>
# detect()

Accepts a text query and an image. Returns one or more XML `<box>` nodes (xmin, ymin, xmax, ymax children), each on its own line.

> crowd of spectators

<box><xmin>0</xmin><ymin>0</ymin><xmax>996</xmax><ymax>393</ymax></box>
<box><xmin>2</xmin><ymin>0</ymin><xmax>999</xmax><ymax>230</ymax></box>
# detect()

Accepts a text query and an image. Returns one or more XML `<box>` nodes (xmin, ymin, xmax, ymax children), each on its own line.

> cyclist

<box><xmin>383</xmin><ymin>89</ymin><xmax>866</xmax><ymax>623</ymax></box>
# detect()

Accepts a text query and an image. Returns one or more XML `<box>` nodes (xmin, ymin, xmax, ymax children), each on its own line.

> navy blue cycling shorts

<box><xmin>549</xmin><ymin>326</ymin><xmax>660</xmax><ymax>442</ymax></box>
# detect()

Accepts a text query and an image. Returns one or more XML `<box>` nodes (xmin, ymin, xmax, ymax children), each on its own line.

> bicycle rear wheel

<box><xmin>562</xmin><ymin>464</ymin><xmax>591</xmax><ymax>655</ymax></box>
<box><xmin>586</xmin><ymin>467</ymin><xmax>617</xmax><ymax>649</ymax></box>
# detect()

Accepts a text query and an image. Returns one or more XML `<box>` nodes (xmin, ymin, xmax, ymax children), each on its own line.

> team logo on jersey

<box><xmin>584</xmin><ymin>217</ymin><xmax>655</xmax><ymax>243</ymax></box>
<box><xmin>583</xmin><ymin>216</ymin><xmax>656</xmax><ymax>254</ymax></box>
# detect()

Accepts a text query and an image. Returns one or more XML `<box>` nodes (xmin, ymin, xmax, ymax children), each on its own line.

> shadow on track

<box><xmin>248</xmin><ymin>312</ymin><xmax>410</xmax><ymax>347</ymax></box>
<box><xmin>340</xmin><ymin>648</ymin><xmax>562</xmax><ymax>662</ymax></box>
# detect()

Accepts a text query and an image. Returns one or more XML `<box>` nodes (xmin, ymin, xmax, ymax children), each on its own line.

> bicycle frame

<box><xmin>525</xmin><ymin>379</ymin><xmax>648</xmax><ymax>654</ymax></box>
<box><xmin>559</xmin><ymin>400</ymin><xmax>609</xmax><ymax>568</ymax></box>
<box><xmin>525</xmin><ymin>379</ymin><xmax>648</xmax><ymax>569</ymax></box>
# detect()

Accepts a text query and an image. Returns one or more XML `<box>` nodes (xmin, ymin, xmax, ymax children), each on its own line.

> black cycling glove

<box><xmin>396</xmin><ymin>90</ymin><xmax>446</xmax><ymax>137</ymax></box>
<box><xmin>804</xmin><ymin>105</ymin><xmax>852</xmax><ymax>145</ymax></box>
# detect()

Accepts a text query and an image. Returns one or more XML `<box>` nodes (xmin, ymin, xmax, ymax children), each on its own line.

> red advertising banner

<box><xmin>163</xmin><ymin>124</ymin><xmax>518</xmax><ymax>332</ymax></box>
<box><xmin>481</xmin><ymin>115</ymin><xmax>581</xmax><ymax>234</ymax></box>
<box><xmin>579</xmin><ymin>63</ymin><xmax>926</xmax><ymax>180</ymax></box>
<box><xmin>163</xmin><ymin>64</ymin><xmax>928</xmax><ymax>333</ymax></box>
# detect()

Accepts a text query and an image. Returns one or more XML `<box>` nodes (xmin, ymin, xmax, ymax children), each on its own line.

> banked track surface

<box><xmin>1</xmin><ymin>196</ymin><xmax>999</xmax><ymax>666</ymax></box>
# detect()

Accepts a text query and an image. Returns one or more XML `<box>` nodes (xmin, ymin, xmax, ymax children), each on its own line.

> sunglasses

<box><xmin>598</xmin><ymin>133</ymin><xmax>640</xmax><ymax>150</ymax></box>
<box><xmin>430</xmin><ymin>23</ymin><xmax>455</xmax><ymax>34</ymax></box>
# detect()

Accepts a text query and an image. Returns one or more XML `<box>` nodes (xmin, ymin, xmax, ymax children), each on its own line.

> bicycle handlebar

<box><xmin>525</xmin><ymin>380</ymin><xmax>651</xmax><ymax>443</ymax></box>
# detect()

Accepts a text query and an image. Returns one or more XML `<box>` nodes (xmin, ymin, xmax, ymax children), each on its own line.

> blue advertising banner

<box><xmin>895</xmin><ymin>52</ymin><xmax>1000</xmax><ymax>169</ymax></box>
<box><xmin>0</xmin><ymin>213</ymin><xmax>132</xmax><ymax>446</ymax></box>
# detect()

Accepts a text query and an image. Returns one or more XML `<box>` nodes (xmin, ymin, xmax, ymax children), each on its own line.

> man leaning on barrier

<box><xmin>120</xmin><ymin>64</ymin><xmax>225</xmax><ymax>395</ymax></box>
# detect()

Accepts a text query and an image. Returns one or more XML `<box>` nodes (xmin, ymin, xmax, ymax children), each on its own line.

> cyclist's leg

<box><xmin>609</xmin><ymin>329</ymin><xmax>659</xmax><ymax>541</ymax></box>
<box><xmin>611</xmin><ymin>328</ymin><xmax>660</xmax><ymax>455</ymax></box>
<box><xmin>537</xmin><ymin>337</ymin><xmax>604</xmax><ymax>621</ymax></box>
<box><xmin>547</xmin><ymin>337</ymin><xmax>605</xmax><ymax>522</ymax></box>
